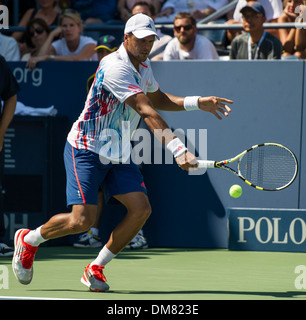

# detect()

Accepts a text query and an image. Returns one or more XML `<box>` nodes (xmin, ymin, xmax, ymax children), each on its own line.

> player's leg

<box><xmin>12</xmin><ymin>204</ymin><xmax>97</xmax><ymax>285</ymax></box>
<box><xmin>81</xmin><ymin>162</ymin><xmax>150</xmax><ymax>292</ymax></box>
<box><xmin>97</xmin><ymin>162</ymin><xmax>150</xmax><ymax>255</ymax></box>
<box><xmin>105</xmin><ymin>191</ymin><xmax>151</xmax><ymax>254</ymax></box>
<box><xmin>81</xmin><ymin>191</ymin><xmax>151</xmax><ymax>292</ymax></box>
<box><xmin>73</xmin><ymin>190</ymin><xmax>103</xmax><ymax>248</ymax></box>
<box><xmin>40</xmin><ymin>204</ymin><xmax>97</xmax><ymax>239</ymax></box>
<box><xmin>12</xmin><ymin>142</ymin><xmax>104</xmax><ymax>285</ymax></box>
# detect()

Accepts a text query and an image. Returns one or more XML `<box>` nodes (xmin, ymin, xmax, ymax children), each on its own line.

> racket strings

<box><xmin>239</xmin><ymin>145</ymin><xmax>297</xmax><ymax>190</ymax></box>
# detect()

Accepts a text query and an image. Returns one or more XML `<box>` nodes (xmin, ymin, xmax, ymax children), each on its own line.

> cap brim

<box><xmin>132</xmin><ymin>30</ymin><xmax>159</xmax><ymax>40</ymax></box>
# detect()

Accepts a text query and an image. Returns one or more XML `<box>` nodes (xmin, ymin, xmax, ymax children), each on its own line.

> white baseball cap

<box><xmin>124</xmin><ymin>13</ymin><xmax>159</xmax><ymax>40</ymax></box>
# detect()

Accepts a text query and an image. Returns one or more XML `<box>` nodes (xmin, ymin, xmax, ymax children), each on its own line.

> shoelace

<box><xmin>90</xmin><ymin>265</ymin><xmax>107</xmax><ymax>282</ymax></box>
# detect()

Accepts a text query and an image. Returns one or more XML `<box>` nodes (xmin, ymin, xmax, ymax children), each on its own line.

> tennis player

<box><xmin>12</xmin><ymin>13</ymin><xmax>233</xmax><ymax>291</ymax></box>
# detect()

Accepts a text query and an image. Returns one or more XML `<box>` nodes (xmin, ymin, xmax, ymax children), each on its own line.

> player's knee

<box><xmin>131</xmin><ymin>202</ymin><xmax>152</xmax><ymax>223</ymax></box>
<box><xmin>69</xmin><ymin>206</ymin><xmax>96</xmax><ymax>233</ymax></box>
<box><xmin>68</xmin><ymin>217</ymin><xmax>93</xmax><ymax>233</ymax></box>
<box><xmin>141</xmin><ymin>203</ymin><xmax>152</xmax><ymax>221</ymax></box>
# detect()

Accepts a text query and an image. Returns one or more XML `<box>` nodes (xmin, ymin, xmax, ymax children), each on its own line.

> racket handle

<box><xmin>197</xmin><ymin>160</ymin><xmax>216</xmax><ymax>168</ymax></box>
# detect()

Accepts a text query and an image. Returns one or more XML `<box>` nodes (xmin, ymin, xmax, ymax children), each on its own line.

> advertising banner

<box><xmin>228</xmin><ymin>208</ymin><xmax>306</xmax><ymax>252</ymax></box>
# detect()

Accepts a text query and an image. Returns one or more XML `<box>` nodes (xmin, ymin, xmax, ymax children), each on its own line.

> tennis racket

<box><xmin>197</xmin><ymin>143</ymin><xmax>298</xmax><ymax>191</ymax></box>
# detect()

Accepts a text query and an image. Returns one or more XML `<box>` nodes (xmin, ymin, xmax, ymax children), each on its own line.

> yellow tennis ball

<box><xmin>229</xmin><ymin>184</ymin><xmax>242</xmax><ymax>198</ymax></box>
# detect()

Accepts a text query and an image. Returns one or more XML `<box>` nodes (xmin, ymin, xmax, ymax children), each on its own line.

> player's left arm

<box><xmin>125</xmin><ymin>92</ymin><xmax>197</xmax><ymax>170</ymax></box>
<box><xmin>147</xmin><ymin>88</ymin><xmax>233</xmax><ymax>120</ymax></box>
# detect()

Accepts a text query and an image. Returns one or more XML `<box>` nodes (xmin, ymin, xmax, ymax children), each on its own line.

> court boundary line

<box><xmin>0</xmin><ymin>295</ymin><xmax>92</xmax><ymax>300</ymax></box>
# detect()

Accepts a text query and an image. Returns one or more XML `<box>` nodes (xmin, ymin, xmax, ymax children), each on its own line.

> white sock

<box><xmin>24</xmin><ymin>226</ymin><xmax>47</xmax><ymax>247</ymax></box>
<box><xmin>90</xmin><ymin>245</ymin><xmax>116</xmax><ymax>267</ymax></box>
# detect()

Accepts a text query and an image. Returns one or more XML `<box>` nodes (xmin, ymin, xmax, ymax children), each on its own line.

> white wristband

<box><xmin>166</xmin><ymin>137</ymin><xmax>187</xmax><ymax>158</ymax></box>
<box><xmin>184</xmin><ymin>96</ymin><xmax>200</xmax><ymax>111</ymax></box>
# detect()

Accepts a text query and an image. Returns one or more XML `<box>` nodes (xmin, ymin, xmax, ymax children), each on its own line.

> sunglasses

<box><xmin>174</xmin><ymin>24</ymin><xmax>193</xmax><ymax>32</ymax></box>
<box><xmin>29</xmin><ymin>27</ymin><xmax>44</xmax><ymax>37</ymax></box>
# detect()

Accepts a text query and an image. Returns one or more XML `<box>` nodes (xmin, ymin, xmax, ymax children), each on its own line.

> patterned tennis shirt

<box><xmin>67</xmin><ymin>44</ymin><xmax>159</xmax><ymax>162</ymax></box>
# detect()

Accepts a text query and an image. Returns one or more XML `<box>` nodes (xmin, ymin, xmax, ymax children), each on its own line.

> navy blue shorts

<box><xmin>64</xmin><ymin>141</ymin><xmax>147</xmax><ymax>207</ymax></box>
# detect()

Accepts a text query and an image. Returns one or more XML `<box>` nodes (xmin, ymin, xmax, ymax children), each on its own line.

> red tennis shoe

<box><xmin>81</xmin><ymin>264</ymin><xmax>110</xmax><ymax>292</ymax></box>
<box><xmin>12</xmin><ymin>229</ymin><xmax>38</xmax><ymax>285</ymax></box>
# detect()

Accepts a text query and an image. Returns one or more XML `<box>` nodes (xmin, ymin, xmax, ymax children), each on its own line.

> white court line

<box><xmin>0</xmin><ymin>295</ymin><xmax>89</xmax><ymax>300</ymax></box>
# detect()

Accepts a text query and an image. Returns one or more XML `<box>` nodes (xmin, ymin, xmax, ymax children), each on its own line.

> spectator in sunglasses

<box><xmin>22</xmin><ymin>18</ymin><xmax>51</xmax><ymax>61</ymax></box>
<box><xmin>26</xmin><ymin>9</ymin><xmax>97</xmax><ymax>70</ymax></box>
<box><xmin>11</xmin><ymin>0</ymin><xmax>60</xmax><ymax>56</ymax></box>
<box><xmin>163</xmin><ymin>12</ymin><xmax>219</xmax><ymax>60</ymax></box>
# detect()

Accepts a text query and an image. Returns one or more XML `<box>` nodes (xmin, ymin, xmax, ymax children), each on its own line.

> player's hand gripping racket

<box><xmin>197</xmin><ymin>143</ymin><xmax>298</xmax><ymax>191</ymax></box>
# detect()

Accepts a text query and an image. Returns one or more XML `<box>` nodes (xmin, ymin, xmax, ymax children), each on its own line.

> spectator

<box><xmin>227</xmin><ymin>0</ymin><xmax>283</xmax><ymax>41</ymax></box>
<box><xmin>26</xmin><ymin>9</ymin><xmax>97</xmax><ymax>70</ymax></box>
<box><xmin>294</xmin><ymin>1</ymin><xmax>306</xmax><ymax>59</ymax></box>
<box><xmin>233</xmin><ymin>0</ymin><xmax>283</xmax><ymax>21</ymax></box>
<box><xmin>278</xmin><ymin>0</ymin><xmax>305</xmax><ymax>58</ymax></box>
<box><xmin>70</xmin><ymin>0</ymin><xmax>118</xmax><ymax>24</ymax></box>
<box><xmin>118</xmin><ymin>0</ymin><xmax>162</xmax><ymax>22</ymax></box>
<box><xmin>21</xmin><ymin>18</ymin><xmax>51</xmax><ymax>61</ymax></box>
<box><xmin>86</xmin><ymin>35</ymin><xmax>120</xmax><ymax>92</ymax></box>
<box><xmin>230</xmin><ymin>2</ymin><xmax>283</xmax><ymax>59</ymax></box>
<box><xmin>11</xmin><ymin>0</ymin><xmax>60</xmax><ymax>55</ymax></box>
<box><xmin>163</xmin><ymin>12</ymin><xmax>219</xmax><ymax>60</ymax></box>
<box><xmin>0</xmin><ymin>33</ymin><xmax>20</xmax><ymax>61</ymax></box>
<box><xmin>155</xmin><ymin>0</ymin><xmax>229</xmax><ymax>23</ymax></box>
<box><xmin>0</xmin><ymin>55</ymin><xmax>20</xmax><ymax>256</ymax></box>
<box><xmin>131</xmin><ymin>1</ymin><xmax>172</xmax><ymax>60</ymax></box>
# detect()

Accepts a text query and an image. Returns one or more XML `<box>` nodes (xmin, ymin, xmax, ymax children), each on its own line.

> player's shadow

<box><xmin>28</xmin><ymin>288</ymin><xmax>306</xmax><ymax>299</ymax></box>
<box><xmin>109</xmin><ymin>289</ymin><xmax>306</xmax><ymax>299</ymax></box>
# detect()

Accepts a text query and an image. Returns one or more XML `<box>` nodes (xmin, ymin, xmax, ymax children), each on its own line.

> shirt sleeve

<box><xmin>0</xmin><ymin>56</ymin><xmax>20</xmax><ymax>101</ymax></box>
<box><xmin>163</xmin><ymin>39</ymin><xmax>178</xmax><ymax>60</ymax></box>
<box><xmin>102</xmin><ymin>62</ymin><xmax>143</xmax><ymax>103</ymax></box>
<box><xmin>7</xmin><ymin>38</ymin><xmax>20</xmax><ymax>61</ymax></box>
<box><xmin>51</xmin><ymin>39</ymin><xmax>61</xmax><ymax>55</ymax></box>
<box><xmin>229</xmin><ymin>38</ymin><xmax>238</xmax><ymax>59</ymax></box>
<box><xmin>146</xmin><ymin>65</ymin><xmax>159</xmax><ymax>93</ymax></box>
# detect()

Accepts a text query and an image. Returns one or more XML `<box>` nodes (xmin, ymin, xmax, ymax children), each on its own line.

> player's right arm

<box><xmin>147</xmin><ymin>88</ymin><xmax>232</xmax><ymax>120</ymax></box>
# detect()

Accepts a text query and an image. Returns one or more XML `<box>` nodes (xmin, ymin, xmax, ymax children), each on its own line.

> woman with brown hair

<box><xmin>22</xmin><ymin>18</ymin><xmax>51</xmax><ymax>61</ymax></box>
<box><xmin>12</xmin><ymin>0</ymin><xmax>60</xmax><ymax>56</ymax></box>
<box><xmin>26</xmin><ymin>9</ymin><xmax>97</xmax><ymax>69</ymax></box>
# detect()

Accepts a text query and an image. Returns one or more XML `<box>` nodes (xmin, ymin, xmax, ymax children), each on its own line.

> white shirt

<box><xmin>155</xmin><ymin>0</ymin><xmax>229</xmax><ymax>23</ymax></box>
<box><xmin>52</xmin><ymin>35</ymin><xmax>98</xmax><ymax>60</ymax></box>
<box><xmin>233</xmin><ymin>0</ymin><xmax>283</xmax><ymax>22</ymax></box>
<box><xmin>163</xmin><ymin>34</ymin><xmax>219</xmax><ymax>60</ymax></box>
<box><xmin>150</xmin><ymin>29</ymin><xmax>172</xmax><ymax>60</ymax></box>
<box><xmin>0</xmin><ymin>33</ymin><xmax>20</xmax><ymax>61</ymax></box>
<box><xmin>67</xmin><ymin>44</ymin><xmax>159</xmax><ymax>162</ymax></box>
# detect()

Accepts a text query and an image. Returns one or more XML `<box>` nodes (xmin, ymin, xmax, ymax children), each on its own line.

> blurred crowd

<box><xmin>0</xmin><ymin>0</ymin><xmax>305</xmax><ymax>63</ymax></box>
